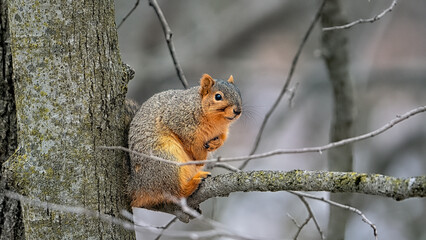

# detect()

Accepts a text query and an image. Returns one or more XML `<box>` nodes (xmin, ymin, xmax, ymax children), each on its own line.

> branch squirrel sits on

<box><xmin>128</xmin><ymin>73</ymin><xmax>242</xmax><ymax>208</ymax></box>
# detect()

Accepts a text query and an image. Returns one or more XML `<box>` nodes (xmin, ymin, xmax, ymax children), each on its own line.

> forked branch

<box><xmin>323</xmin><ymin>0</ymin><xmax>398</xmax><ymax>31</ymax></box>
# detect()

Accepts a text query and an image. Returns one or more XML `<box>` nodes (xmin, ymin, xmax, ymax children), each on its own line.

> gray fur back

<box><xmin>128</xmin><ymin>87</ymin><xmax>201</xmax><ymax>195</ymax></box>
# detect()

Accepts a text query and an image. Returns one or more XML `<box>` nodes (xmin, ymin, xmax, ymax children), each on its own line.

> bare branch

<box><xmin>288</xmin><ymin>193</ymin><xmax>325</xmax><ymax>240</ymax></box>
<box><xmin>148</xmin><ymin>0</ymin><xmax>188</xmax><ymax>89</ymax></box>
<box><xmin>99</xmin><ymin>145</ymin><xmax>179</xmax><ymax>165</ymax></box>
<box><xmin>7</xmin><ymin>169</ymin><xmax>423</xmax><ymax>234</ymax></box>
<box><xmin>154</xmin><ymin>217</ymin><xmax>177</xmax><ymax>240</ymax></box>
<box><xmin>3</xmin><ymin>191</ymin><xmax>250</xmax><ymax>239</ymax></box>
<box><xmin>207</xmin><ymin>162</ymin><xmax>240</xmax><ymax>172</ymax></box>
<box><xmin>101</xmin><ymin>105</ymin><xmax>426</xmax><ymax>166</ymax></box>
<box><xmin>289</xmin><ymin>191</ymin><xmax>378</xmax><ymax>240</ymax></box>
<box><xmin>4</xmin><ymin>190</ymin><xmax>137</xmax><ymax>232</ymax></box>
<box><xmin>117</xmin><ymin>0</ymin><xmax>140</xmax><ymax>29</ymax></box>
<box><xmin>292</xmin><ymin>209</ymin><xmax>310</xmax><ymax>240</ymax></box>
<box><xmin>287</xmin><ymin>212</ymin><xmax>302</xmax><ymax>229</ymax></box>
<box><xmin>171</xmin><ymin>197</ymin><xmax>256</xmax><ymax>240</ymax></box>
<box><xmin>287</xmin><ymin>82</ymin><xmax>300</xmax><ymax>109</ymax></box>
<box><xmin>191</xmin><ymin>105</ymin><xmax>426</xmax><ymax>164</ymax></box>
<box><xmin>155</xmin><ymin>170</ymin><xmax>426</xmax><ymax>221</ymax></box>
<box><xmin>194</xmin><ymin>169</ymin><xmax>426</xmax><ymax>201</ymax></box>
<box><xmin>323</xmin><ymin>0</ymin><xmax>398</xmax><ymax>31</ymax></box>
<box><xmin>240</xmin><ymin>0</ymin><xmax>326</xmax><ymax>169</ymax></box>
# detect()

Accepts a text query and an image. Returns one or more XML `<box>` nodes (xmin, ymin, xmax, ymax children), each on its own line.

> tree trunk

<box><xmin>321</xmin><ymin>0</ymin><xmax>355</xmax><ymax>239</ymax></box>
<box><xmin>0</xmin><ymin>0</ymin><xmax>25</xmax><ymax>238</ymax></box>
<box><xmin>4</xmin><ymin>0</ymin><xmax>134</xmax><ymax>238</ymax></box>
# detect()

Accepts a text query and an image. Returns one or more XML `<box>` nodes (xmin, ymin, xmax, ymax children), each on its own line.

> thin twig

<box><xmin>287</xmin><ymin>213</ymin><xmax>301</xmax><ymax>228</ymax></box>
<box><xmin>101</xmin><ymin>105</ymin><xmax>426</xmax><ymax>166</ymax></box>
<box><xmin>287</xmin><ymin>82</ymin><xmax>300</xmax><ymax>109</ymax></box>
<box><xmin>289</xmin><ymin>191</ymin><xmax>378</xmax><ymax>240</ymax></box>
<box><xmin>211</xmin><ymin>162</ymin><xmax>241</xmax><ymax>172</ymax></box>
<box><xmin>154</xmin><ymin>217</ymin><xmax>178</xmax><ymax>240</ymax></box>
<box><xmin>290</xmin><ymin>193</ymin><xmax>325</xmax><ymax>240</ymax></box>
<box><xmin>148</xmin><ymin>0</ymin><xmax>188</xmax><ymax>89</ymax></box>
<box><xmin>291</xmin><ymin>202</ymin><xmax>311</xmax><ymax>240</ymax></box>
<box><xmin>221</xmin><ymin>105</ymin><xmax>426</xmax><ymax>163</ymax></box>
<box><xmin>323</xmin><ymin>0</ymin><xmax>397</xmax><ymax>31</ymax></box>
<box><xmin>4</xmin><ymin>191</ymin><xmax>137</xmax><ymax>231</ymax></box>
<box><xmin>99</xmin><ymin>145</ymin><xmax>179</xmax><ymax>165</ymax></box>
<box><xmin>175</xmin><ymin>198</ymin><xmax>257</xmax><ymax>240</ymax></box>
<box><xmin>240</xmin><ymin>0</ymin><xmax>327</xmax><ymax>170</ymax></box>
<box><xmin>301</xmin><ymin>197</ymin><xmax>324</xmax><ymax>240</ymax></box>
<box><xmin>4</xmin><ymin>191</ymin><xmax>249</xmax><ymax>239</ymax></box>
<box><xmin>117</xmin><ymin>0</ymin><xmax>140</xmax><ymax>29</ymax></box>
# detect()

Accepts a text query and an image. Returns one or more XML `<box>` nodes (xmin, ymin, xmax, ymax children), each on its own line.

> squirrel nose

<box><xmin>233</xmin><ymin>109</ymin><xmax>241</xmax><ymax>116</ymax></box>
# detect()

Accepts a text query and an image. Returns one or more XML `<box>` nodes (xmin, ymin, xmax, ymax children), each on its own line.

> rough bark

<box><xmin>321</xmin><ymin>0</ymin><xmax>354</xmax><ymax>239</ymax></box>
<box><xmin>4</xmin><ymin>0</ymin><xmax>134</xmax><ymax>239</ymax></box>
<box><xmin>0</xmin><ymin>0</ymin><xmax>25</xmax><ymax>238</ymax></box>
<box><xmin>157</xmin><ymin>170</ymin><xmax>426</xmax><ymax>222</ymax></box>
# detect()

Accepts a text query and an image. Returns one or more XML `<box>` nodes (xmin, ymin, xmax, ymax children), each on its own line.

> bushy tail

<box><xmin>124</xmin><ymin>98</ymin><xmax>140</xmax><ymax>178</ymax></box>
<box><xmin>124</xmin><ymin>99</ymin><xmax>140</xmax><ymax>130</ymax></box>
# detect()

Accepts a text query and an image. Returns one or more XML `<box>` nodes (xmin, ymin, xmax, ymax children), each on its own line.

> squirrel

<box><xmin>128</xmin><ymin>73</ymin><xmax>242</xmax><ymax>208</ymax></box>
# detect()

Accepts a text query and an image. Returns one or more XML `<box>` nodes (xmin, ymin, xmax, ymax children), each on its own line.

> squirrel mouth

<box><xmin>225</xmin><ymin>109</ymin><xmax>242</xmax><ymax>121</ymax></box>
<box><xmin>225</xmin><ymin>114</ymin><xmax>240</xmax><ymax>121</ymax></box>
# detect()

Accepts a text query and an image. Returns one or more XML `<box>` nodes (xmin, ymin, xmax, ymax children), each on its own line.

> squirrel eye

<box><xmin>215</xmin><ymin>93</ymin><xmax>223</xmax><ymax>101</ymax></box>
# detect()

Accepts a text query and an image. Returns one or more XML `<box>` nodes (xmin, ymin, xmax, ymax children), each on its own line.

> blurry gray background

<box><xmin>114</xmin><ymin>0</ymin><xmax>426</xmax><ymax>239</ymax></box>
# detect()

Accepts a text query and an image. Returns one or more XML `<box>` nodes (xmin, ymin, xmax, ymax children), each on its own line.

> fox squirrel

<box><xmin>128</xmin><ymin>73</ymin><xmax>242</xmax><ymax>208</ymax></box>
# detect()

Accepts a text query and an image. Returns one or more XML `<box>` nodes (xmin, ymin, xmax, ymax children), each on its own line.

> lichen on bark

<box><xmin>0</xmin><ymin>0</ymin><xmax>25</xmax><ymax>238</ymax></box>
<box><xmin>156</xmin><ymin>170</ymin><xmax>426</xmax><ymax>222</ymax></box>
<box><xmin>5</xmin><ymin>0</ymin><xmax>134</xmax><ymax>239</ymax></box>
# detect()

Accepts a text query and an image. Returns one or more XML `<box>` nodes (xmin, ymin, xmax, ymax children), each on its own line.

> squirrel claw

<box><xmin>194</xmin><ymin>171</ymin><xmax>211</xmax><ymax>179</ymax></box>
<box><xmin>204</xmin><ymin>136</ymin><xmax>223</xmax><ymax>152</ymax></box>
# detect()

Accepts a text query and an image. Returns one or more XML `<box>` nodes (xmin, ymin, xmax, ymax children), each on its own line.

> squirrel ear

<box><xmin>227</xmin><ymin>75</ymin><xmax>234</xmax><ymax>84</ymax></box>
<box><xmin>200</xmin><ymin>74</ymin><xmax>215</xmax><ymax>96</ymax></box>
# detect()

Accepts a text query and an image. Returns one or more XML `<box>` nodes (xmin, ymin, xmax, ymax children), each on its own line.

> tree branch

<box><xmin>290</xmin><ymin>191</ymin><xmax>377</xmax><ymax>240</ymax></box>
<box><xmin>101</xmin><ymin>105</ymin><xmax>426</xmax><ymax>166</ymax></box>
<box><xmin>148</xmin><ymin>0</ymin><xmax>188</xmax><ymax>89</ymax></box>
<box><xmin>288</xmin><ymin>191</ymin><xmax>325</xmax><ymax>240</ymax></box>
<box><xmin>288</xmin><ymin>194</ymin><xmax>325</xmax><ymax>240</ymax></box>
<box><xmin>3</xmin><ymin>191</ymin><xmax>251</xmax><ymax>239</ymax></box>
<box><xmin>157</xmin><ymin>170</ymin><xmax>426</xmax><ymax>222</ymax></box>
<box><xmin>240</xmin><ymin>0</ymin><xmax>327</xmax><ymax>170</ymax></box>
<box><xmin>195</xmin><ymin>170</ymin><xmax>426</xmax><ymax>201</ymax></box>
<box><xmin>116</xmin><ymin>0</ymin><xmax>140</xmax><ymax>29</ymax></box>
<box><xmin>154</xmin><ymin>217</ymin><xmax>177</xmax><ymax>240</ymax></box>
<box><xmin>322</xmin><ymin>0</ymin><xmax>398</xmax><ymax>31</ymax></box>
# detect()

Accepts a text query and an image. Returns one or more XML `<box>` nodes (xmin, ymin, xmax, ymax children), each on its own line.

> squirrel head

<box><xmin>199</xmin><ymin>73</ymin><xmax>242</xmax><ymax>122</ymax></box>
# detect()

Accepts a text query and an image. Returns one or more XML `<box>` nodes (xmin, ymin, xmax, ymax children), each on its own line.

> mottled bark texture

<box><xmin>0</xmin><ymin>0</ymin><xmax>25</xmax><ymax>239</ymax></box>
<box><xmin>321</xmin><ymin>0</ymin><xmax>354</xmax><ymax>239</ymax></box>
<box><xmin>159</xmin><ymin>170</ymin><xmax>426</xmax><ymax>222</ymax></box>
<box><xmin>4</xmin><ymin>0</ymin><xmax>134</xmax><ymax>239</ymax></box>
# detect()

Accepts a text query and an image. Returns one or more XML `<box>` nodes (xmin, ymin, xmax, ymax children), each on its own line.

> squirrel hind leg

<box><xmin>131</xmin><ymin>169</ymin><xmax>211</xmax><ymax>208</ymax></box>
<box><xmin>179</xmin><ymin>167</ymin><xmax>211</xmax><ymax>197</ymax></box>
<box><xmin>131</xmin><ymin>191</ymin><xmax>174</xmax><ymax>208</ymax></box>
<box><xmin>131</xmin><ymin>168</ymin><xmax>211</xmax><ymax>208</ymax></box>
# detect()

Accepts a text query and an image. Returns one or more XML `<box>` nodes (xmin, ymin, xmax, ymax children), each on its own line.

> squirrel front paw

<box><xmin>204</xmin><ymin>136</ymin><xmax>223</xmax><ymax>152</ymax></box>
<box><xmin>193</xmin><ymin>171</ymin><xmax>211</xmax><ymax>180</ymax></box>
